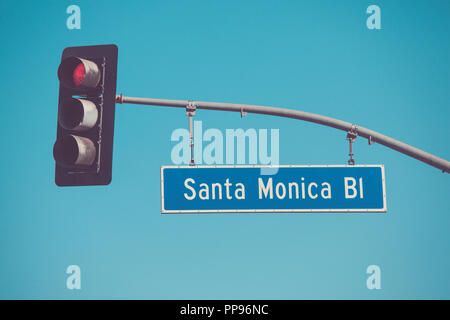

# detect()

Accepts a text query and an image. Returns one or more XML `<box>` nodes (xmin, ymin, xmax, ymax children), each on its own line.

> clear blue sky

<box><xmin>0</xmin><ymin>0</ymin><xmax>449</xmax><ymax>299</ymax></box>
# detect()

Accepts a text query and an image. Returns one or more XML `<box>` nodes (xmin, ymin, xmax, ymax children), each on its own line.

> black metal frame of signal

<box><xmin>55</xmin><ymin>45</ymin><xmax>118</xmax><ymax>186</ymax></box>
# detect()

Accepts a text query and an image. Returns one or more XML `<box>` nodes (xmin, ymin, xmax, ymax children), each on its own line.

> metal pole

<box><xmin>116</xmin><ymin>94</ymin><xmax>450</xmax><ymax>173</ymax></box>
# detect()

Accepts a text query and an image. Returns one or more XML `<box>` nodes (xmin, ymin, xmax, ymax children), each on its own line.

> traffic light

<box><xmin>53</xmin><ymin>44</ymin><xmax>118</xmax><ymax>186</ymax></box>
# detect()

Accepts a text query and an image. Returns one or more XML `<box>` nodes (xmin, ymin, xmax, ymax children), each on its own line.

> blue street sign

<box><xmin>161</xmin><ymin>165</ymin><xmax>387</xmax><ymax>213</ymax></box>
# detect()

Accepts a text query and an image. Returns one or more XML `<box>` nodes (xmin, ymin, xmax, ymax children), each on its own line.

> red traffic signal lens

<box><xmin>58</xmin><ymin>57</ymin><xmax>100</xmax><ymax>89</ymax></box>
<box><xmin>73</xmin><ymin>63</ymin><xmax>86</xmax><ymax>86</ymax></box>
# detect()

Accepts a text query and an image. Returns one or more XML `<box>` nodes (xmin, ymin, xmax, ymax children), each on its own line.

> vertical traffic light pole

<box><xmin>116</xmin><ymin>94</ymin><xmax>450</xmax><ymax>173</ymax></box>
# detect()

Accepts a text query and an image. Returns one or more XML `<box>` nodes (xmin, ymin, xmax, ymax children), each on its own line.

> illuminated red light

<box><xmin>73</xmin><ymin>63</ymin><xmax>86</xmax><ymax>86</ymax></box>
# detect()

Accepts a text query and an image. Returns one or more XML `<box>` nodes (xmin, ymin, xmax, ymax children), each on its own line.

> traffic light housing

<box><xmin>53</xmin><ymin>44</ymin><xmax>118</xmax><ymax>186</ymax></box>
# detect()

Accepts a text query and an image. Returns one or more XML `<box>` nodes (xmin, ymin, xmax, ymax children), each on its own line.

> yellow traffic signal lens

<box><xmin>59</xmin><ymin>98</ymin><xmax>98</xmax><ymax>131</ymax></box>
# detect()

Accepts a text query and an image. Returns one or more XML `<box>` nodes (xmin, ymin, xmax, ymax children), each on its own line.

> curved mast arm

<box><xmin>116</xmin><ymin>94</ymin><xmax>450</xmax><ymax>173</ymax></box>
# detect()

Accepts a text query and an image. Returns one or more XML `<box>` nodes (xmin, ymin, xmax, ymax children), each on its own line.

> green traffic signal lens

<box><xmin>53</xmin><ymin>134</ymin><xmax>96</xmax><ymax>167</ymax></box>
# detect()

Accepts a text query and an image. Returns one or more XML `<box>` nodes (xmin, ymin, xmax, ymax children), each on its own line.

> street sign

<box><xmin>161</xmin><ymin>165</ymin><xmax>387</xmax><ymax>213</ymax></box>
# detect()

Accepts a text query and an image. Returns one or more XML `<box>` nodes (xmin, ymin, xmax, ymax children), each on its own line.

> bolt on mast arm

<box><xmin>116</xmin><ymin>94</ymin><xmax>450</xmax><ymax>173</ymax></box>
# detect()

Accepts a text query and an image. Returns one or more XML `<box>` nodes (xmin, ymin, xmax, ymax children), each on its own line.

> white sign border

<box><xmin>160</xmin><ymin>164</ymin><xmax>387</xmax><ymax>214</ymax></box>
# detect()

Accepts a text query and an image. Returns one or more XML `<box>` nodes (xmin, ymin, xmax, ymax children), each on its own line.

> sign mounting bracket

<box><xmin>186</xmin><ymin>101</ymin><xmax>197</xmax><ymax>166</ymax></box>
<box><xmin>346</xmin><ymin>124</ymin><xmax>358</xmax><ymax>165</ymax></box>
